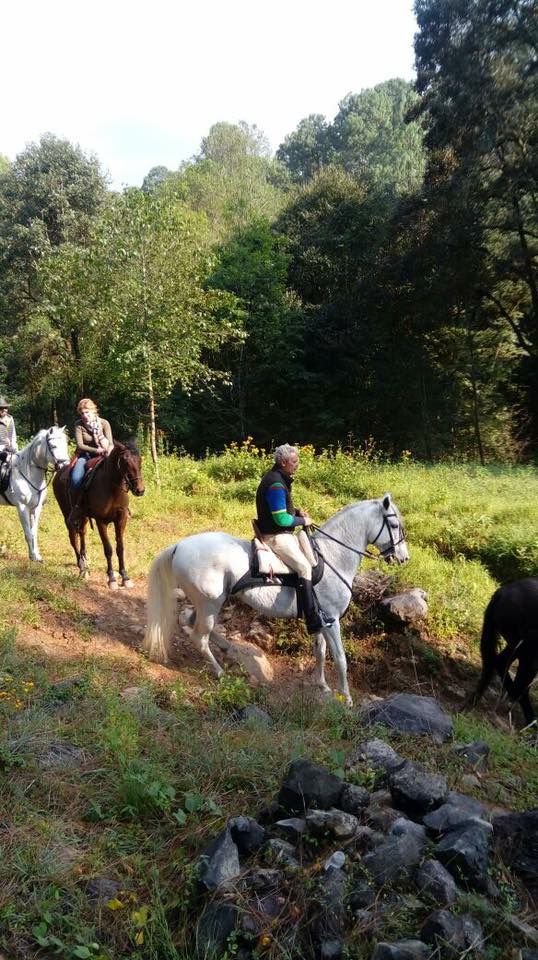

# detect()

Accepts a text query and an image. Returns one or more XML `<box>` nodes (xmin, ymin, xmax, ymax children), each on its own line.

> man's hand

<box><xmin>301</xmin><ymin>514</ymin><xmax>313</xmax><ymax>526</ymax></box>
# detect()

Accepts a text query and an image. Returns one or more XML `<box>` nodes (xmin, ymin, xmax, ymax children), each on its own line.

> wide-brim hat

<box><xmin>0</xmin><ymin>398</ymin><xmax>9</xmax><ymax>408</ymax></box>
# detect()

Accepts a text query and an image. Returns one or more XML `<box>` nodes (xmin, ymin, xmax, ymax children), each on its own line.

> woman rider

<box><xmin>68</xmin><ymin>398</ymin><xmax>113</xmax><ymax>529</ymax></box>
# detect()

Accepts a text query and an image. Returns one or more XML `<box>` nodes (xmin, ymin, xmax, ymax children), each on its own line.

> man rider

<box><xmin>0</xmin><ymin>397</ymin><xmax>17</xmax><ymax>463</ymax></box>
<box><xmin>255</xmin><ymin>443</ymin><xmax>333</xmax><ymax>634</ymax></box>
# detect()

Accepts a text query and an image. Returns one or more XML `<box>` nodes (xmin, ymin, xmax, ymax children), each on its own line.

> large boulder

<box><xmin>493</xmin><ymin>809</ymin><xmax>538</xmax><ymax>903</ymax></box>
<box><xmin>379</xmin><ymin>589</ymin><xmax>428</xmax><ymax>625</ymax></box>
<box><xmin>358</xmin><ymin>694</ymin><xmax>453</xmax><ymax>744</ymax></box>
<box><xmin>435</xmin><ymin>821</ymin><xmax>492</xmax><ymax>892</ymax></box>
<box><xmin>389</xmin><ymin>762</ymin><xmax>448</xmax><ymax>817</ymax></box>
<box><xmin>278</xmin><ymin>758</ymin><xmax>344</xmax><ymax>814</ymax></box>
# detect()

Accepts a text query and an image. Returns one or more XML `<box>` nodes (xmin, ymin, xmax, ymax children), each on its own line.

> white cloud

<box><xmin>2</xmin><ymin>0</ymin><xmax>417</xmax><ymax>187</ymax></box>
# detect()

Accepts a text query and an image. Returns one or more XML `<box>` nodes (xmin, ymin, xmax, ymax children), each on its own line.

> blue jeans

<box><xmin>71</xmin><ymin>453</ymin><xmax>90</xmax><ymax>488</ymax></box>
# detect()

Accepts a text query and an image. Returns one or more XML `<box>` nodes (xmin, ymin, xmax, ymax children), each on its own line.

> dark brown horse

<box><xmin>53</xmin><ymin>440</ymin><xmax>145</xmax><ymax>588</ymax></box>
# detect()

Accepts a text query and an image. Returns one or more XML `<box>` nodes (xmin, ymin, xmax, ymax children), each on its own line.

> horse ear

<box><xmin>61</xmin><ymin>425</ymin><xmax>67</xmax><ymax>432</ymax></box>
<box><xmin>382</xmin><ymin>493</ymin><xmax>392</xmax><ymax>510</ymax></box>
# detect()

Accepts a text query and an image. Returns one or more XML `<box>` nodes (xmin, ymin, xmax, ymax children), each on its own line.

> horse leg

<box><xmin>114</xmin><ymin>511</ymin><xmax>133</xmax><ymax>588</ymax></box>
<box><xmin>29</xmin><ymin>500</ymin><xmax>45</xmax><ymax>562</ymax></box>
<box><xmin>16</xmin><ymin>504</ymin><xmax>38</xmax><ymax>561</ymax></box>
<box><xmin>510</xmin><ymin>642</ymin><xmax>538</xmax><ymax>727</ymax></box>
<box><xmin>96</xmin><ymin>520</ymin><xmax>117</xmax><ymax>589</ymax></box>
<box><xmin>321</xmin><ymin>620</ymin><xmax>352</xmax><ymax>705</ymax></box>
<box><xmin>312</xmin><ymin>633</ymin><xmax>331</xmax><ymax>695</ymax></box>
<box><xmin>190</xmin><ymin>603</ymin><xmax>224</xmax><ymax>677</ymax></box>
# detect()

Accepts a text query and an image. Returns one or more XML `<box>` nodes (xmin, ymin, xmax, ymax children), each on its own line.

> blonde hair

<box><xmin>77</xmin><ymin>398</ymin><xmax>98</xmax><ymax>415</ymax></box>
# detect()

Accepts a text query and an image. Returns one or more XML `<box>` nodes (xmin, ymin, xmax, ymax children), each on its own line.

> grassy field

<box><xmin>1</xmin><ymin>443</ymin><xmax>537</xmax><ymax>959</ymax></box>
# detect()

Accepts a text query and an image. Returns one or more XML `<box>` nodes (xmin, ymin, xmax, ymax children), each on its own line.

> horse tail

<box><xmin>468</xmin><ymin>592</ymin><xmax>500</xmax><ymax>708</ymax></box>
<box><xmin>143</xmin><ymin>544</ymin><xmax>178</xmax><ymax>664</ymax></box>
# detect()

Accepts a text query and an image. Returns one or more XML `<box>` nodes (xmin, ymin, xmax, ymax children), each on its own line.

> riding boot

<box><xmin>297</xmin><ymin>577</ymin><xmax>334</xmax><ymax>634</ymax></box>
<box><xmin>67</xmin><ymin>490</ymin><xmax>87</xmax><ymax>532</ymax></box>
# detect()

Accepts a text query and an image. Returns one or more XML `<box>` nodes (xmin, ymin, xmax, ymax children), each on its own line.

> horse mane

<box><xmin>113</xmin><ymin>437</ymin><xmax>140</xmax><ymax>455</ymax></box>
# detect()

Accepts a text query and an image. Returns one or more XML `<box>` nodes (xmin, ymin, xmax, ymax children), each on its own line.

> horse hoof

<box><xmin>108</xmin><ymin>579</ymin><xmax>119</xmax><ymax>591</ymax></box>
<box><xmin>122</xmin><ymin>579</ymin><xmax>134</xmax><ymax>589</ymax></box>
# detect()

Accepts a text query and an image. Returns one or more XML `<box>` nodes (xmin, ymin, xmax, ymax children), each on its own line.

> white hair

<box><xmin>274</xmin><ymin>443</ymin><xmax>299</xmax><ymax>465</ymax></box>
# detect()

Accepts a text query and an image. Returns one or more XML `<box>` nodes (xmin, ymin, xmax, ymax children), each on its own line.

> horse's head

<box><xmin>44</xmin><ymin>426</ymin><xmax>70</xmax><ymax>470</ymax></box>
<box><xmin>115</xmin><ymin>441</ymin><xmax>145</xmax><ymax>497</ymax></box>
<box><xmin>369</xmin><ymin>493</ymin><xmax>409</xmax><ymax>565</ymax></box>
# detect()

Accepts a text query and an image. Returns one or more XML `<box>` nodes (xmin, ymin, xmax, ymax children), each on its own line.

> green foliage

<box><xmin>201</xmin><ymin>672</ymin><xmax>253</xmax><ymax>712</ymax></box>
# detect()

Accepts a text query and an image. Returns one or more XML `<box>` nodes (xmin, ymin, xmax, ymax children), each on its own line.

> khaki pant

<box><xmin>262</xmin><ymin>532</ymin><xmax>312</xmax><ymax>580</ymax></box>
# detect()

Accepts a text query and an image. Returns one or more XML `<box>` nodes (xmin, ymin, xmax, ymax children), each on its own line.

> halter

<box><xmin>311</xmin><ymin>511</ymin><xmax>406</xmax><ymax>595</ymax></box>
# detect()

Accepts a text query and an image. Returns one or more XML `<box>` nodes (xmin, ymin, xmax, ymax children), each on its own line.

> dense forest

<box><xmin>1</xmin><ymin>0</ymin><xmax>536</xmax><ymax>463</ymax></box>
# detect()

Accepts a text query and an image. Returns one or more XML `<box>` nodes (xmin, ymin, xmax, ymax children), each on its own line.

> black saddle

<box><xmin>230</xmin><ymin>530</ymin><xmax>324</xmax><ymax>596</ymax></box>
<box><xmin>0</xmin><ymin>460</ymin><xmax>11</xmax><ymax>495</ymax></box>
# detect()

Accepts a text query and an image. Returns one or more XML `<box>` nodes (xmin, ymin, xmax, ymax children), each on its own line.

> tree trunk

<box><xmin>147</xmin><ymin>360</ymin><xmax>160</xmax><ymax>485</ymax></box>
<box><xmin>466</xmin><ymin>319</ymin><xmax>485</xmax><ymax>466</ymax></box>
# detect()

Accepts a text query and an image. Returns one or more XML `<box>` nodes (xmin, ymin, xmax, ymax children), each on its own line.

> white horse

<box><xmin>0</xmin><ymin>427</ymin><xmax>70</xmax><ymax>561</ymax></box>
<box><xmin>144</xmin><ymin>494</ymin><xmax>409</xmax><ymax>703</ymax></box>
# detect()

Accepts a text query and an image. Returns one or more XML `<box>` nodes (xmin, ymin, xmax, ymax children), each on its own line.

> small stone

<box><xmin>415</xmin><ymin>860</ymin><xmax>457</xmax><ymax>905</ymax></box>
<box><xmin>371</xmin><ymin>942</ymin><xmax>430</xmax><ymax>960</ymax></box>
<box><xmin>275</xmin><ymin>817</ymin><xmax>307</xmax><ymax>842</ymax></box>
<box><xmin>461</xmin><ymin>773</ymin><xmax>482</xmax><ymax>790</ymax></box>
<box><xmin>389</xmin><ymin>761</ymin><xmax>448</xmax><ymax>817</ymax></box>
<box><xmin>508</xmin><ymin>916</ymin><xmax>538</xmax><ymax>945</ymax></box>
<box><xmin>85</xmin><ymin>877</ymin><xmax>121</xmax><ymax>903</ymax></box>
<box><xmin>306</xmin><ymin>807</ymin><xmax>359</xmax><ymax>839</ymax></box>
<box><xmin>454</xmin><ymin>740</ymin><xmax>490</xmax><ymax>770</ymax></box>
<box><xmin>340</xmin><ymin>782</ymin><xmax>370</xmax><ymax>813</ymax></box>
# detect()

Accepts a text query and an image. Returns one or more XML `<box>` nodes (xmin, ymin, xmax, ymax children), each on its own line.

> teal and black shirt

<box><xmin>256</xmin><ymin>465</ymin><xmax>306</xmax><ymax>535</ymax></box>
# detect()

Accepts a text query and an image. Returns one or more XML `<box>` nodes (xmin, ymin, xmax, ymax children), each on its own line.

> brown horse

<box><xmin>53</xmin><ymin>440</ymin><xmax>145</xmax><ymax>588</ymax></box>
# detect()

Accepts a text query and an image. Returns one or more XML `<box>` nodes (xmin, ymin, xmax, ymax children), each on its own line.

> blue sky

<box><xmin>3</xmin><ymin>0</ymin><xmax>417</xmax><ymax>189</ymax></box>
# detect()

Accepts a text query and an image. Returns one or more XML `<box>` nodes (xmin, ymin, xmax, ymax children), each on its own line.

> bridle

<box><xmin>117</xmin><ymin>450</ymin><xmax>143</xmax><ymax>493</ymax></box>
<box><xmin>311</xmin><ymin>511</ymin><xmax>406</xmax><ymax>595</ymax></box>
<box><xmin>14</xmin><ymin>431</ymin><xmax>68</xmax><ymax>499</ymax></box>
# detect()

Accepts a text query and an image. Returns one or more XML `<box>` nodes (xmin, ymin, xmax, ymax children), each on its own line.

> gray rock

<box><xmin>38</xmin><ymin>741</ymin><xmax>86</xmax><ymax>769</ymax></box>
<box><xmin>198</xmin><ymin>827</ymin><xmax>241</xmax><ymax>890</ymax></box>
<box><xmin>389</xmin><ymin>761</ymin><xmax>448</xmax><ymax>817</ymax></box>
<box><xmin>312</xmin><ymin>868</ymin><xmax>347</xmax><ymax>942</ymax></box>
<box><xmin>421</xmin><ymin>909</ymin><xmax>465</xmax><ymax>956</ymax></box>
<box><xmin>346</xmin><ymin>738</ymin><xmax>406</xmax><ymax>776</ymax></box>
<box><xmin>228</xmin><ymin>816</ymin><xmax>267</xmax><ymax>857</ymax></box>
<box><xmin>415</xmin><ymin>860</ymin><xmax>457</xmax><ymax>905</ymax></box>
<box><xmin>320</xmin><ymin>941</ymin><xmax>343</xmax><ymax>960</ymax></box>
<box><xmin>306</xmin><ymin>807</ymin><xmax>359</xmax><ymax>839</ymax></box>
<box><xmin>240</xmin><ymin>867</ymin><xmax>281</xmax><ymax>893</ymax></box>
<box><xmin>278</xmin><ymin>758</ymin><xmax>343</xmax><ymax>813</ymax></box>
<box><xmin>85</xmin><ymin>877</ymin><xmax>121</xmax><ymax>903</ymax></box>
<box><xmin>352</xmin><ymin>825</ymin><xmax>387</xmax><ymax>852</ymax></box>
<box><xmin>347</xmin><ymin>880</ymin><xmax>377</xmax><ymax>911</ymax></box>
<box><xmin>389</xmin><ymin>818</ymin><xmax>427</xmax><ymax>843</ymax></box>
<box><xmin>379</xmin><ymin>589</ymin><xmax>428</xmax><ymax>624</ymax></box>
<box><xmin>339</xmin><ymin>782</ymin><xmax>370</xmax><ymax>813</ymax></box>
<box><xmin>275</xmin><ymin>817</ymin><xmax>307</xmax><ymax>842</ymax></box>
<box><xmin>264</xmin><ymin>838</ymin><xmax>299</xmax><ymax>867</ymax></box>
<box><xmin>454</xmin><ymin>740</ymin><xmax>490</xmax><ymax>770</ymax></box>
<box><xmin>359</xmin><ymin>693</ymin><xmax>453</xmax><ymax>743</ymax></box>
<box><xmin>372</xmin><ymin>942</ymin><xmax>430</xmax><ymax>960</ymax></box>
<box><xmin>362</xmin><ymin>832</ymin><xmax>425</xmax><ymax>885</ymax></box>
<box><xmin>493</xmin><ymin>809</ymin><xmax>538</xmax><ymax>902</ymax></box>
<box><xmin>435</xmin><ymin>822</ymin><xmax>492</xmax><ymax>891</ymax></box>
<box><xmin>232</xmin><ymin>704</ymin><xmax>273</xmax><ymax>726</ymax></box>
<box><xmin>461</xmin><ymin>914</ymin><xmax>485</xmax><ymax>951</ymax></box>
<box><xmin>196</xmin><ymin>902</ymin><xmax>237</xmax><ymax>958</ymax></box>
<box><xmin>423</xmin><ymin>794</ymin><xmax>486</xmax><ymax>835</ymax></box>
<box><xmin>368</xmin><ymin>806</ymin><xmax>407</xmax><ymax>833</ymax></box>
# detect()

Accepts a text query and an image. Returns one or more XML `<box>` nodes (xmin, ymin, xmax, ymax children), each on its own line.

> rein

<box><xmin>311</xmin><ymin>512</ymin><xmax>406</xmax><ymax>595</ymax></box>
<box><xmin>13</xmin><ymin>432</ymin><xmax>66</xmax><ymax>501</ymax></box>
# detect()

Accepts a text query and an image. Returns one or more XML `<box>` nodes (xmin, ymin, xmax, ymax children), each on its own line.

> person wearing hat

<box><xmin>0</xmin><ymin>397</ymin><xmax>17</xmax><ymax>464</ymax></box>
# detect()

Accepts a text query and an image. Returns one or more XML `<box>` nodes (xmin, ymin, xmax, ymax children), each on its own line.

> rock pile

<box><xmin>193</xmin><ymin>734</ymin><xmax>538</xmax><ymax>959</ymax></box>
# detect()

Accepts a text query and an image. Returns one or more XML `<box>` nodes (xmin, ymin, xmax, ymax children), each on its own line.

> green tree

<box><xmin>0</xmin><ymin>134</ymin><xmax>107</xmax><ymax>427</ymax></box>
<box><xmin>34</xmin><ymin>189</ymin><xmax>242</xmax><ymax>468</ymax></box>
<box><xmin>413</xmin><ymin>0</ymin><xmax>538</xmax><ymax>444</ymax></box>
<box><xmin>276</xmin><ymin>115</ymin><xmax>333</xmax><ymax>183</ymax></box>
<box><xmin>165</xmin><ymin>122</ymin><xmax>287</xmax><ymax>242</ymax></box>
